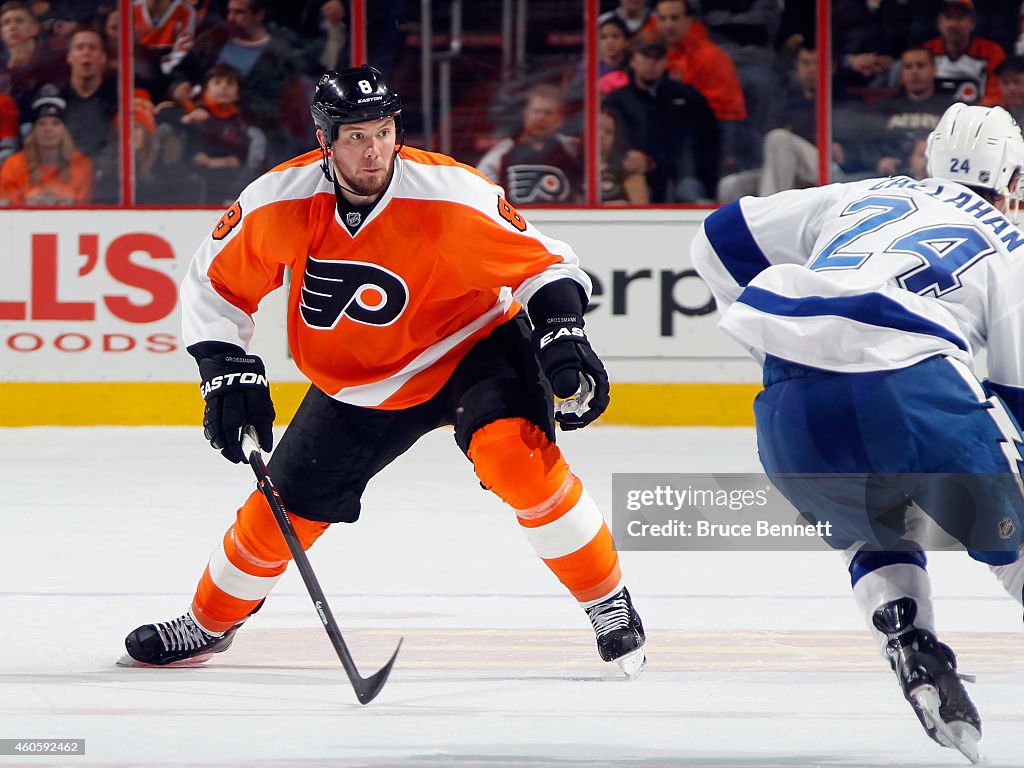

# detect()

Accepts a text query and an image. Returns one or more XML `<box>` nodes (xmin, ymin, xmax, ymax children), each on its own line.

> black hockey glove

<box><xmin>192</xmin><ymin>342</ymin><xmax>275</xmax><ymax>464</ymax></box>
<box><xmin>532</xmin><ymin>317</ymin><xmax>610</xmax><ymax>431</ymax></box>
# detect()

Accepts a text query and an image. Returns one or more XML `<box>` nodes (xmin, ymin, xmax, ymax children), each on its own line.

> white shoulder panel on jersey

<box><xmin>181</xmin><ymin>157</ymin><xmax>328</xmax><ymax>350</ymax></box>
<box><xmin>232</xmin><ymin>158</ymin><xmax>329</xmax><ymax>233</ymax></box>
<box><xmin>394</xmin><ymin>153</ymin><xmax>591</xmax><ymax>306</ymax></box>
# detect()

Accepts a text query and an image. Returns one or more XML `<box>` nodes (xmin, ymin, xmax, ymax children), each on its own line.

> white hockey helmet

<box><xmin>926</xmin><ymin>103</ymin><xmax>1024</xmax><ymax>214</ymax></box>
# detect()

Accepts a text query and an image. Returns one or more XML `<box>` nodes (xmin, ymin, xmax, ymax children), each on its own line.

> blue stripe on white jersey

<box><xmin>738</xmin><ymin>285</ymin><xmax>970</xmax><ymax>353</ymax></box>
<box><xmin>703</xmin><ymin>201</ymin><xmax>770</xmax><ymax>287</ymax></box>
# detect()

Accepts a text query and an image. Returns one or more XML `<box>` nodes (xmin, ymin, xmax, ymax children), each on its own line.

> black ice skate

<box><xmin>118</xmin><ymin>602</ymin><xmax>261</xmax><ymax>667</ymax></box>
<box><xmin>872</xmin><ymin>598</ymin><xmax>981</xmax><ymax>764</ymax></box>
<box><xmin>585</xmin><ymin>586</ymin><xmax>646</xmax><ymax>679</ymax></box>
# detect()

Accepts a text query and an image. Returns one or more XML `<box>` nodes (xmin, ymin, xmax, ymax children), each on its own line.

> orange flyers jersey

<box><xmin>133</xmin><ymin>0</ymin><xmax>196</xmax><ymax>72</ymax></box>
<box><xmin>181</xmin><ymin>146</ymin><xmax>591</xmax><ymax>410</ymax></box>
<box><xmin>923</xmin><ymin>36</ymin><xmax>1005</xmax><ymax>106</ymax></box>
<box><xmin>0</xmin><ymin>151</ymin><xmax>94</xmax><ymax>206</ymax></box>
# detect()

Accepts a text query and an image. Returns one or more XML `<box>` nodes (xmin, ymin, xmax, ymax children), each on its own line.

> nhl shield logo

<box><xmin>998</xmin><ymin>516</ymin><xmax>1016</xmax><ymax>540</ymax></box>
<box><xmin>345</xmin><ymin>211</ymin><xmax>362</xmax><ymax>228</ymax></box>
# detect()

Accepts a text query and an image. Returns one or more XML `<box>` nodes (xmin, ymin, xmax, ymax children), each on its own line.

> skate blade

<box><xmin>115</xmin><ymin>651</ymin><xmax>215</xmax><ymax>668</ymax></box>
<box><xmin>615</xmin><ymin>647</ymin><xmax>646</xmax><ymax>680</ymax></box>
<box><xmin>911</xmin><ymin>686</ymin><xmax>981</xmax><ymax>764</ymax></box>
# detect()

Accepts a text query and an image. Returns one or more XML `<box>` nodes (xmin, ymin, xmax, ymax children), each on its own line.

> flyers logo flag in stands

<box><xmin>498</xmin><ymin>196</ymin><xmax>527</xmax><ymax>232</ymax></box>
<box><xmin>508</xmin><ymin>165</ymin><xmax>571</xmax><ymax>204</ymax></box>
<box><xmin>300</xmin><ymin>257</ymin><xmax>408</xmax><ymax>329</ymax></box>
<box><xmin>212</xmin><ymin>201</ymin><xmax>242</xmax><ymax>241</ymax></box>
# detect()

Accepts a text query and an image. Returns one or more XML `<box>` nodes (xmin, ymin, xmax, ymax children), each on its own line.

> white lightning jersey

<box><xmin>691</xmin><ymin>176</ymin><xmax>1024</xmax><ymax>396</ymax></box>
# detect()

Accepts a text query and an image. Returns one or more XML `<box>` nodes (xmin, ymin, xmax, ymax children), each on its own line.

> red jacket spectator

<box><xmin>646</xmin><ymin>1</ymin><xmax>746</xmax><ymax>121</ymax></box>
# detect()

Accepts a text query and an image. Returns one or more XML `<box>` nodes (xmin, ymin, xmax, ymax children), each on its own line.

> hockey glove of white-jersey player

<box><xmin>529</xmin><ymin>280</ymin><xmax>610</xmax><ymax>430</ymax></box>
<box><xmin>191</xmin><ymin>342</ymin><xmax>275</xmax><ymax>464</ymax></box>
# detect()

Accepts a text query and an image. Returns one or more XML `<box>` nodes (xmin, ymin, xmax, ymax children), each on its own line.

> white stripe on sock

<box><xmin>519</xmin><ymin>488</ymin><xmax>604</xmax><ymax>560</ymax></box>
<box><xmin>207</xmin><ymin>539</ymin><xmax>283</xmax><ymax>601</ymax></box>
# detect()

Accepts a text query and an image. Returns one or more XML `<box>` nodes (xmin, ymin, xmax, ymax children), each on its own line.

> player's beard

<box><xmin>336</xmin><ymin>155</ymin><xmax>395</xmax><ymax>199</ymax></box>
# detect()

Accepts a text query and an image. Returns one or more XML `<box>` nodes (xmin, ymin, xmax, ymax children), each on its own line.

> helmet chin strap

<box><xmin>318</xmin><ymin>141</ymin><xmax>362</xmax><ymax>197</ymax></box>
<box><xmin>319</xmin><ymin>142</ymin><xmax>401</xmax><ymax>201</ymax></box>
<box><xmin>318</xmin><ymin>140</ymin><xmax>335</xmax><ymax>183</ymax></box>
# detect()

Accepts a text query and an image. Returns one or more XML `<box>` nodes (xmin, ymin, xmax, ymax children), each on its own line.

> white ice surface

<box><xmin>2</xmin><ymin>425</ymin><xmax>1022</xmax><ymax>767</ymax></box>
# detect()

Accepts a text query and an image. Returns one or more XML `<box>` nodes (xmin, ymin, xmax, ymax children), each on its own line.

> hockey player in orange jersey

<box><xmin>121</xmin><ymin>65</ymin><xmax>646</xmax><ymax>678</ymax></box>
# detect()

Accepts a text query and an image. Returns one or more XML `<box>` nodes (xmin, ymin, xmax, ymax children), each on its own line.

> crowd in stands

<box><xmin>5</xmin><ymin>0</ymin><xmax>1024</xmax><ymax>207</ymax></box>
<box><xmin>0</xmin><ymin>0</ymin><xmax>350</xmax><ymax>206</ymax></box>
<box><xmin>478</xmin><ymin>0</ymin><xmax>1024</xmax><ymax>205</ymax></box>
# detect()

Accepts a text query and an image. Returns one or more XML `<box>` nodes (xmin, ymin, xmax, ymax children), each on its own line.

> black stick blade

<box><xmin>354</xmin><ymin>638</ymin><xmax>403</xmax><ymax>704</ymax></box>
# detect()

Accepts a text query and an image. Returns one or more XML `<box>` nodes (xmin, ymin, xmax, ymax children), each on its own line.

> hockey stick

<box><xmin>241</xmin><ymin>427</ymin><xmax>401</xmax><ymax>705</ymax></box>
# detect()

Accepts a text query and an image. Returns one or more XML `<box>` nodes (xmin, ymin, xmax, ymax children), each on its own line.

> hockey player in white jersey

<box><xmin>692</xmin><ymin>103</ymin><xmax>1024</xmax><ymax>762</ymax></box>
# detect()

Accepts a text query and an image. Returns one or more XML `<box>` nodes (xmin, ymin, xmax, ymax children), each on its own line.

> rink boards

<box><xmin>0</xmin><ymin>209</ymin><xmax>763</xmax><ymax>426</ymax></box>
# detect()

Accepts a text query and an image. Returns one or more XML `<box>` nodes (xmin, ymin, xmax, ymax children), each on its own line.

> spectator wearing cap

<box><xmin>0</xmin><ymin>0</ymin><xmax>68</xmax><ymax>121</ymax></box>
<box><xmin>923</xmin><ymin>0</ymin><xmax>1006</xmax><ymax>105</ymax></box>
<box><xmin>995</xmin><ymin>54</ymin><xmax>1024</xmax><ymax>125</ymax></box>
<box><xmin>0</xmin><ymin>85</ymin><xmax>93</xmax><ymax>205</ymax></box>
<box><xmin>603</xmin><ymin>37</ymin><xmax>720</xmax><ymax>202</ymax></box>
<box><xmin>60</xmin><ymin>26</ymin><xmax>118</xmax><ymax>202</ymax></box>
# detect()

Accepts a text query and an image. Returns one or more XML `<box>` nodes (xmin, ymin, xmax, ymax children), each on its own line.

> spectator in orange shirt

<box><xmin>649</xmin><ymin>0</ymin><xmax>747</xmax><ymax>171</ymax></box>
<box><xmin>0</xmin><ymin>85</ymin><xmax>93</xmax><ymax>205</ymax></box>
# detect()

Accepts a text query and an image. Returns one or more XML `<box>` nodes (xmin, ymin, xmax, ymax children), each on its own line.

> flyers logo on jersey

<box><xmin>300</xmin><ymin>257</ymin><xmax>408</xmax><ymax>329</ymax></box>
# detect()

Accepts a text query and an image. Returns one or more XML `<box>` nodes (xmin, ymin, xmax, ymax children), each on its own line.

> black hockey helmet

<box><xmin>311</xmin><ymin>65</ymin><xmax>403</xmax><ymax>146</ymax></box>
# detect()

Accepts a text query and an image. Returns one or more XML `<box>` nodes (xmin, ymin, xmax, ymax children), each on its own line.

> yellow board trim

<box><xmin>1</xmin><ymin>382</ymin><xmax>760</xmax><ymax>427</ymax></box>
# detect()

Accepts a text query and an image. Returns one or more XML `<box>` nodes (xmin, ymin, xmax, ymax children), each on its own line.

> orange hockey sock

<box><xmin>191</xmin><ymin>489</ymin><xmax>329</xmax><ymax>633</ymax></box>
<box><xmin>468</xmin><ymin>418</ymin><xmax>622</xmax><ymax>603</ymax></box>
